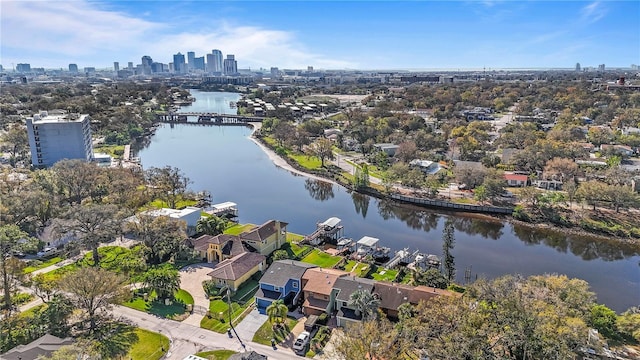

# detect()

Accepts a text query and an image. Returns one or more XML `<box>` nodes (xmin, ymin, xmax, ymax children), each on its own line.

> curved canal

<box><xmin>137</xmin><ymin>90</ymin><xmax>640</xmax><ymax>312</ymax></box>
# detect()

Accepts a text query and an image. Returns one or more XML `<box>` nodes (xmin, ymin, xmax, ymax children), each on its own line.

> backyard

<box><xmin>126</xmin><ymin>328</ymin><xmax>170</xmax><ymax>360</ymax></box>
<box><xmin>300</xmin><ymin>248</ymin><xmax>342</xmax><ymax>268</ymax></box>
<box><xmin>252</xmin><ymin>317</ymin><xmax>299</xmax><ymax>346</ymax></box>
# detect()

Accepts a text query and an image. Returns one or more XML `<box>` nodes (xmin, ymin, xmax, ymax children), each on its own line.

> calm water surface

<box><xmin>137</xmin><ymin>90</ymin><xmax>640</xmax><ymax>312</ymax></box>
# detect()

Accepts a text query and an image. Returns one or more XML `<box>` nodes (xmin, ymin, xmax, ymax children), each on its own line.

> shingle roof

<box><xmin>373</xmin><ymin>282</ymin><xmax>414</xmax><ymax>311</ymax></box>
<box><xmin>333</xmin><ymin>276</ymin><xmax>375</xmax><ymax>302</ymax></box>
<box><xmin>241</xmin><ymin>220</ymin><xmax>288</xmax><ymax>243</ymax></box>
<box><xmin>260</xmin><ymin>260</ymin><xmax>316</xmax><ymax>287</ymax></box>
<box><xmin>302</xmin><ymin>267</ymin><xmax>348</xmax><ymax>296</ymax></box>
<box><xmin>207</xmin><ymin>252</ymin><xmax>265</xmax><ymax>281</ymax></box>
<box><xmin>410</xmin><ymin>285</ymin><xmax>458</xmax><ymax>304</ymax></box>
<box><xmin>2</xmin><ymin>334</ymin><xmax>75</xmax><ymax>360</ymax></box>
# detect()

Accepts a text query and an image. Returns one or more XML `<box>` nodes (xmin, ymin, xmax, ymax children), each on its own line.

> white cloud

<box><xmin>0</xmin><ymin>0</ymin><xmax>355</xmax><ymax>69</ymax></box>
<box><xmin>580</xmin><ymin>1</ymin><xmax>607</xmax><ymax>23</ymax></box>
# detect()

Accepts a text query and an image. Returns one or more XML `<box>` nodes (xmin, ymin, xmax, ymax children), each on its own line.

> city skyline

<box><xmin>1</xmin><ymin>1</ymin><xmax>638</xmax><ymax>70</ymax></box>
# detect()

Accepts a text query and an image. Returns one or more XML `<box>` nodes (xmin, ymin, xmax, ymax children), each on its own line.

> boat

<box><xmin>410</xmin><ymin>253</ymin><xmax>441</xmax><ymax>270</ymax></box>
<box><xmin>353</xmin><ymin>236</ymin><xmax>391</xmax><ymax>262</ymax></box>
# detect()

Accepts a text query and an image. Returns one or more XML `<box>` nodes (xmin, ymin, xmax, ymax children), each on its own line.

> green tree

<box><xmin>266</xmin><ymin>299</ymin><xmax>288</xmax><ymax>325</ymax></box>
<box><xmin>349</xmin><ymin>289</ymin><xmax>381</xmax><ymax>321</ymax></box>
<box><xmin>0</xmin><ymin>225</ymin><xmax>37</xmax><ymax>311</ymax></box>
<box><xmin>333</xmin><ymin>317</ymin><xmax>407</xmax><ymax>360</ymax></box>
<box><xmin>308</xmin><ymin>138</ymin><xmax>335</xmax><ymax>167</ymax></box>
<box><xmin>442</xmin><ymin>219</ymin><xmax>455</xmax><ymax>284</ymax></box>
<box><xmin>61</xmin><ymin>267</ymin><xmax>129</xmax><ymax>333</ymax></box>
<box><xmin>58</xmin><ymin>204</ymin><xmax>122</xmax><ymax>266</ymax></box>
<box><xmin>196</xmin><ymin>215</ymin><xmax>227</xmax><ymax>236</ymax></box>
<box><xmin>52</xmin><ymin>159</ymin><xmax>102</xmax><ymax>204</ymax></box>
<box><xmin>272</xmin><ymin>249</ymin><xmax>290</xmax><ymax>261</ymax></box>
<box><xmin>589</xmin><ymin>304</ymin><xmax>619</xmax><ymax>339</ymax></box>
<box><xmin>474</xmin><ymin>184</ymin><xmax>488</xmax><ymax>203</ymax></box>
<box><xmin>142</xmin><ymin>266</ymin><xmax>181</xmax><ymax>300</ymax></box>
<box><xmin>126</xmin><ymin>213</ymin><xmax>187</xmax><ymax>265</ymax></box>
<box><xmin>0</xmin><ymin>124</ymin><xmax>29</xmax><ymax>167</ymax></box>
<box><xmin>145</xmin><ymin>166</ymin><xmax>191</xmax><ymax>209</ymax></box>
<box><xmin>410</xmin><ymin>268</ymin><xmax>448</xmax><ymax>289</ymax></box>
<box><xmin>617</xmin><ymin>307</ymin><xmax>640</xmax><ymax>342</ymax></box>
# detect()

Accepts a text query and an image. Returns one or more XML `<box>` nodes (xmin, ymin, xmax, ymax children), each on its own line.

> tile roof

<box><xmin>302</xmin><ymin>267</ymin><xmax>348</xmax><ymax>295</ymax></box>
<box><xmin>260</xmin><ymin>260</ymin><xmax>316</xmax><ymax>287</ymax></box>
<box><xmin>504</xmin><ymin>174</ymin><xmax>528</xmax><ymax>182</ymax></box>
<box><xmin>207</xmin><ymin>252</ymin><xmax>265</xmax><ymax>281</ymax></box>
<box><xmin>190</xmin><ymin>234</ymin><xmax>237</xmax><ymax>251</ymax></box>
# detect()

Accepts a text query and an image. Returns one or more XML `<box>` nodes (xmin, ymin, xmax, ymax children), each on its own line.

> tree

<box><xmin>395</xmin><ymin>141</ymin><xmax>418</xmax><ymax>163</ymax></box>
<box><xmin>196</xmin><ymin>215</ymin><xmax>227</xmax><ymax>236</ymax></box>
<box><xmin>481</xmin><ymin>170</ymin><xmax>506</xmax><ymax>203</ymax></box>
<box><xmin>474</xmin><ymin>184</ymin><xmax>488</xmax><ymax>204</ymax></box>
<box><xmin>617</xmin><ymin>307</ymin><xmax>640</xmax><ymax>342</ymax></box>
<box><xmin>142</xmin><ymin>266</ymin><xmax>180</xmax><ymax>300</ymax></box>
<box><xmin>0</xmin><ymin>124</ymin><xmax>28</xmax><ymax>167</ymax></box>
<box><xmin>272</xmin><ymin>120</ymin><xmax>295</xmax><ymax>147</ymax></box>
<box><xmin>454</xmin><ymin>163</ymin><xmax>487</xmax><ymax>189</ymax></box>
<box><xmin>349</xmin><ymin>289</ymin><xmax>381</xmax><ymax>321</ymax></box>
<box><xmin>308</xmin><ymin>138</ymin><xmax>335</xmax><ymax>167</ymax></box>
<box><xmin>58</xmin><ymin>204</ymin><xmax>122</xmax><ymax>266</ymax></box>
<box><xmin>589</xmin><ymin>304</ymin><xmax>619</xmax><ymax>339</ymax></box>
<box><xmin>126</xmin><ymin>213</ymin><xmax>187</xmax><ymax>265</ymax></box>
<box><xmin>266</xmin><ymin>299</ymin><xmax>288</xmax><ymax>325</ymax></box>
<box><xmin>272</xmin><ymin>249</ymin><xmax>290</xmax><ymax>261</ymax></box>
<box><xmin>37</xmin><ymin>340</ymin><xmax>101</xmax><ymax>360</ymax></box>
<box><xmin>442</xmin><ymin>219</ymin><xmax>455</xmax><ymax>284</ymax></box>
<box><xmin>333</xmin><ymin>317</ymin><xmax>407</xmax><ymax>360</ymax></box>
<box><xmin>145</xmin><ymin>166</ymin><xmax>191</xmax><ymax>209</ymax></box>
<box><xmin>37</xmin><ymin>294</ymin><xmax>74</xmax><ymax>338</ymax></box>
<box><xmin>0</xmin><ymin>225</ymin><xmax>37</xmax><ymax>311</ymax></box>
<box><xmin>576</xmin><ymin>180</ymin><xmax>607</xmax><ymax>211</ymax></box>
<box><xmin>353</xmin><ymin>164</ymin><xmax>370</xmax><ymax>189</ymax></box>
<box><xmin>543</xmin><ymin>157</ymin><xmax>579</xmax><ymax>182</ymax></box>
<box><xmin>410</xmin><ymin>268</ymin><xmax>448</xmax><ymax>289</ymax></box>
<box><xmin>52</xmin><ymin>159</ymin><xmax>102</xmax><ymax>204</ymax></box>
<box><xmin>60</xmin><ymin>267</ymin><xmax>129</xmax><ymax>333</ymax></box>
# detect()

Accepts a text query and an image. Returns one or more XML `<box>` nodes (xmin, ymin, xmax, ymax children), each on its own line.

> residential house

<box><xmin>372</xmin><ymin>282</ymin><xmax>456</xmax><ymax>320</ymax></box>
<box><xmin>373</xmin><ymin>143</ymin><xmax>400</xmax><ymax>157</ymax></box>
<box><xmin>241</xmin><ymin>220</ymin><xmax>288</xmax><ymax>256</ymax></box>
<box><xmin>189</xmin><ymin>220</ymin><xmax>288</xmax><ymax>262</ymax></box>
<box><xmin>2</xmin><ymin>334</ymin><xmax>75</xmax><ymax>360</ymax></box>
<box><xmin>256</xmin><ymin>260</ymin><xmax>316</xmax><ymax>314</ymax></box>
<box><xmin>409</xmin><ymin>159</ymin><xmax>441</xmax><ymax>174</ymax></box>
<box><xmin>207</xmin><ymin>251</ymin><xmax>266</xmax><ymax>292</ymax></box>
<box><xmin>228</xmin><ymin>351</ymin><xmax>268</xmax><ymax>360</ymax></box>
<box><xmin>333</xmin><ymin>276</ymin><xmax>376</xmax><ymax>327</ymax></box>
<box><xmin>504</xmin><ymin>173</ymin><xmax>528</xmax><ymax>187</ymax></box>
<box><xmin>534</xmin><ymin>179</ymin><xmax>563</xmax><ymax>191</ymax></box>
<box><xmin>190</xmin><ymin>234</ymin><xmax>247</xmax><ymax>263</ymax></box>
<box><xmin>139</xmin><ymin>206</ymin><xmax>202</xmax><ymax>236</ymax></box>
<box><xmin>301</xmin><ymin>267</ymin><xmax>349</xmax><ymax>316</ymax></box>
<box><xmin>601</xmin><ymin>144</ymin><xmax>634</xmax><ymax>157</ymax></box>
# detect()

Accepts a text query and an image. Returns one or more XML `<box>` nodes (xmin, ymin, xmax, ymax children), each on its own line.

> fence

<box><xmin>389</xmin><ymin>194</ymin><xmax>514</xmax><ymax>215</ymax></box>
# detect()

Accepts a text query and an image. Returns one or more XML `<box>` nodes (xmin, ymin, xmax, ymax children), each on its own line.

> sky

<box><xmin>1</xmin><ymin>0</ymin><xmax>639</xmax><ymax>70</ymax></box>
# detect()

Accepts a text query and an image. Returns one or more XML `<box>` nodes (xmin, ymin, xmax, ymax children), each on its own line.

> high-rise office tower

<box><xmin>16</xmin><ymin>64</ymin><xmax>31</xmax><ymax>72</ymax></box>
<box><xmin>598</xmin><ymin>64</ymin><xmax>605</xmax><ymax>72</ymax></box>
<box><xmin>193</xmin><ymin>56</ymin><xmax>205</xmax><ymax>71</ymax></box>
<box><xmin>223</xmin><ymin>55</ymin><xmax>237</xmax><ymax>75</ymax></box>
<box><xmin>128</xmin><ymin>62</ymin><xmax>134</xmax><ymax>70</ymax></box>
<box><xmin>575</xmin><ymin>63</ymin><xmax>581</xmax><ymax>72</ymax></box>
<box><xmin>210</xmin><ymin>49</ymin><xmax>223</xmax><ymax>73</ymax></box>
<box><xmin>26</xmin><ymin>111</ymin><xmax>94</xmax><ymax>168</ymax></box>
<box><xmin>114</xmin><ymin>62</ymin><xmax>119</xmax><ymax>72</ymax></box>
<box><xmin>141</xmin><ymin>55</ymin><xmax>153</xmax><ymax>74</ymax></box>
<box><xmin>187</xmin><ymin>51</ymin><xmax>195</xmax><ymax>71</ymax></box>
<box><xmin>69</xmin><ymin>64</ymin><xmax>78</xmax><ymax>73</ymax></box>
<box><xmin>270</xmin><ymin>67</ymin><xmax>280</xmax><ymax>78</ymax></box>
<box><xmin>173</xmin><ymin>53</ymin><xmax>186</xmax><ymax>74</ymax></box>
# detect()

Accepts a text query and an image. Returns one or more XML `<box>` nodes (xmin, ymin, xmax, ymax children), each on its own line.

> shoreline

<box><xmin>245</xmin><ymin>125</ymin><xmax>640</xmax><ymax>245</ymax></box>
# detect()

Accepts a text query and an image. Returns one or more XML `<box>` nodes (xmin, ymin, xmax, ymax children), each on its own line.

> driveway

<box><xmin>233</xmin><ymin>308</ymin><xmax>268</xmax><ymax>343</ymax></box>
<box><xmin>179</xmin><ymin>263</ymin><xmax>215</xmax><ymax>326</ymax></box>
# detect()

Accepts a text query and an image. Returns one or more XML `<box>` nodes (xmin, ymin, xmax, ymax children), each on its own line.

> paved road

<box><xmin>112</xmin><ymin>305</ymin><xmax>303</xmax><ymax>360</ymax></box>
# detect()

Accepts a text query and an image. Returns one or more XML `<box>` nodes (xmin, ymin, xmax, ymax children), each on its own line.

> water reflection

<box><xmin>450</xmin><ymin>216</ymin><xmax>504</xmax><ymax>240</ymax></box>
<box><xmin>512</xmin><ymin>225</ymin><xmax>640</xmax><ymax>261</ymax></box>
<box><xmin>377</xmin><ymin>199</ymin><xmax>440</xmax><ymax>232</ymax></box>
<box><xmin>351</xmin><ymin>192</ymin><xmax>370</xmax><ymax>218</ymax></box>
<box><xmin>304</xmin><ymin>179</ymin><xmax>334</xmax><ymax>202</ymax></box>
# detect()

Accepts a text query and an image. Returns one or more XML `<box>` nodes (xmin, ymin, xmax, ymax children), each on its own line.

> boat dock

<box><xmin>205</xmin><ymin>201</ymin><xmax>238</xmax><ymax>220</ymax></box>
<box><xmin>383</xmin><ymin>248</ymin><xmax>419</xmax><ymax>269</ymax></box>
<box><xmin>303</xmin><ymin>217</ymin><xmax>344</xmax><ymax>245</ymax></box>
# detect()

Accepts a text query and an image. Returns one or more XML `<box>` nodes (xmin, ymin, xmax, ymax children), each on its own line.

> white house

<box><xmin>409</xmin><ymin>159</ymin><xmax>441</xmax><ymax>174</ymax></box>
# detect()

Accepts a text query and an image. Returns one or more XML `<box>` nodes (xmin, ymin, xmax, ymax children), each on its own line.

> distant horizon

<box><xmin>2</xmin><ymin>1</ymin><xmax>638</xmax><ymax>70</ymax></box>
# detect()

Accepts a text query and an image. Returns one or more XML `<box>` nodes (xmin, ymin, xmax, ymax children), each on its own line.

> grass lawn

<box><xmin>301</xmin><ymin>248</ymin><xmax>342</xmax><ymax>268</ymax></box>
<box><xmin>343</xmin><ymin>260</ymin><xmax>370</xmax><ymax>277</ymax></box>
<box><xmin>289</xmin><ymin>153</ymin><xmax>322</xmax><ymax>170</ymax></box>
<box><xmin>252</xmin><ymin>317</ymin><xmax>299</xmax><ymax>345</ymax></box>
<box><xmin>201</xmin><ymin>298</ymin><xmax>255</xmax><ymax>333</ymax></box>
<box><xmin>368</xmin><ymin>266</ymin><xmax>399</xmax><ymax>282</ymax></box>
<box><xmin>224</xmin><ymin>223</ymin><xmax>256</xmax><ymax>235</ymax></box>
<box><xmin>122</xmin><ymin>289</ymin><xmax>191</xmax><ymax>320</ymax></box>
<box><xmin>195</xmin><ymin>350</ymin><xmax>237</xmax><ymax>360</ymax></box>
<box><xmin>23</xmin><ymin>257</ymin><xmax>63</xmax><ymax>274</ymax></box>
<box><xmin>175</xmin><ymin>289</ymin><xmax>194</xmax><ymax>305</ymax></box>
<box><xmin>231</xmin><ymin>280</ymin><xmax>259</xmax><ymax>303</ymax></box>
<box><xmin>148</xmin><ymin>197</ymin><xmax>197</xmax><ymax>210</ymax></box>
<box><xmin>287</xmin><ymin>232</ymin><xmax>305</xmax><ymax>243</ymax></box>
<box><xmin>126</xmin><ymin>328</ymin><xmax>170</xmax><ymax>360</ymax></box>
<box><xmin>93</xmin><ymin>144</ymin><xmax>125</xmax><ymax>159</ymax></box>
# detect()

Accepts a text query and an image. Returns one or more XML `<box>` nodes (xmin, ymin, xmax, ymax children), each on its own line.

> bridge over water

<box><xmin>155</xmin><ymin>112</ymin><xmax>265</xmax><ymax>125</ymax></box>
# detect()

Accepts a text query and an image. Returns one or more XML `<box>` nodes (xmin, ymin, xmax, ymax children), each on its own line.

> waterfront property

<box><xmin>255</xmin><ymin>260</ymin><xmax>316</xmax><ymax>314</ymax></box>
<box><xmin>190</xmin><ymin>220</ymin><xmax>288</xmax><ymax>262</ymax></box>
<box><xmin>303</xmin><ymin>217</ymin><xmax>344</xmax><ymax>245</ymax></box>
<box><xmin>206</xmin><ymin>251</ymin><xmax>266</xmax><ymax>292</ymax></box>
<box><xmin>138</xmin><ymin>206</ymin><xmax>202</xmax><ymax>236</ymax></box>
<box><xmin>301</xmin><ymin>267</ymin><xmax>349</xmax><ymax>316</ymax></box>
<box><xmin>333</xmin><ymin>276</ymin><xmax>376</xmax><ymax>327</ymax></box>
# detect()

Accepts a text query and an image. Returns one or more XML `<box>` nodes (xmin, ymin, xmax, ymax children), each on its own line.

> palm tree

<box><xmin>348</xmin><ymin>289</ymin><xmax>380</xmax><ymax>321</ymax></box>
<box><xmin>266</xmin><ymin>299</ymin><xmax>288</xmax><ymax>325</ymax></box>
<box><xmin>196</xmin><ymin>215</ymin><xmax>227</xmax><ymax>236</ymax></box>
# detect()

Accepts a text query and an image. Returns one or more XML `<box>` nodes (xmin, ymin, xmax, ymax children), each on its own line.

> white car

<box><xmin>292</xmin><ymin>331</ymin><xmax>311</xmax><ymax>353</ymax></box>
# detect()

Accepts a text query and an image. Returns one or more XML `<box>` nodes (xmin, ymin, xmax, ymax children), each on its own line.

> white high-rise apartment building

<box><xmin>26</xmin><ymin>111</ymin><xmax>94</xmax><ymax>168</ymax></box>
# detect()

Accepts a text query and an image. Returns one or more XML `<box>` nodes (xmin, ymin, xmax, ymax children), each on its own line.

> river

<box><xmin>137</xmin><ymin>89</ymin><xmax>640</xmax><ymax>312</ymax></box>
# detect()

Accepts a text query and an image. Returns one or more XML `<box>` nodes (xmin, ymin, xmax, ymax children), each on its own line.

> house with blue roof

<box><xmin>255</xmin><ymin>259</ymin><xmax>316</xmax><ymax>314</ymax></box>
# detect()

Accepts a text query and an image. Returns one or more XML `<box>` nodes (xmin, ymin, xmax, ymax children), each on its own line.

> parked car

<box><xmin>292</xmin><ymin>331</ymin><xmax>311</xmax><ymax>354</ymax></box>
